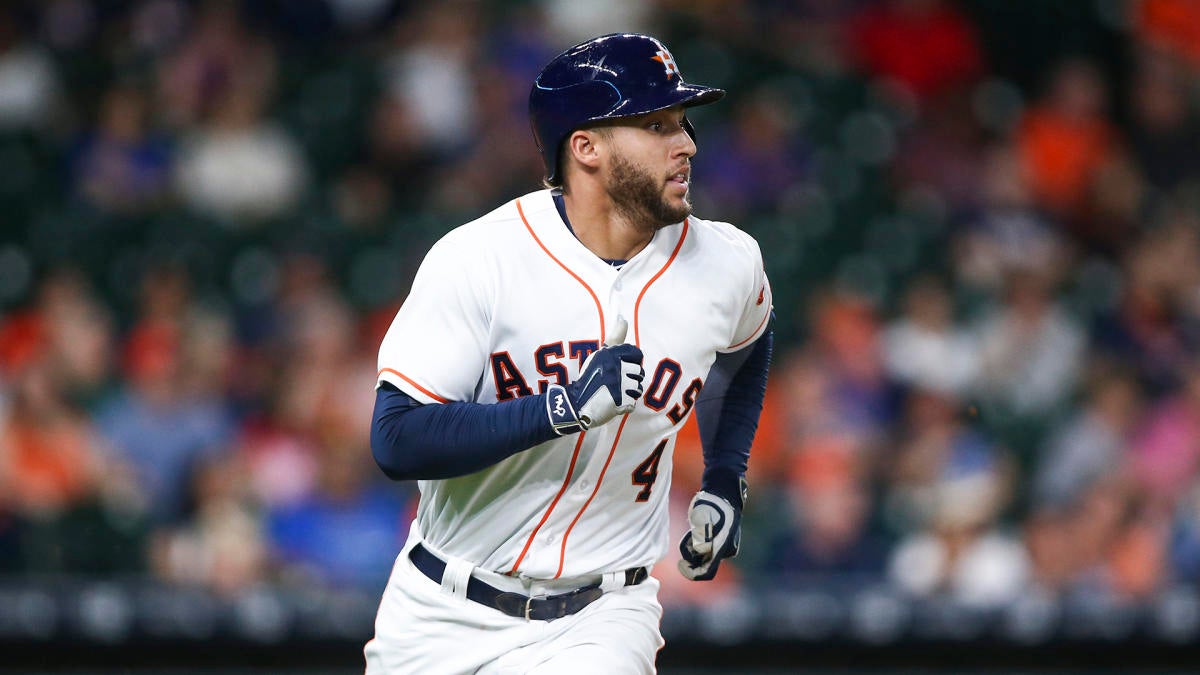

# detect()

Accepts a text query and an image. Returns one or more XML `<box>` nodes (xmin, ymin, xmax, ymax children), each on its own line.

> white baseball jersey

<box><xmin>376</xmin><ymin>188</ymin><xmax>772</xmax><ymax>580</ymax></box>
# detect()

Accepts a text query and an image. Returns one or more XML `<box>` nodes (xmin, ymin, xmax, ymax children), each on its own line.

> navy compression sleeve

<box><xmin>371</xmin><ymin>383</ymin><xmax>559</xmax><ymax>481</ymax></box>
<box><xmin>694</xmin><ymin>317</ymin><xmax>774</xmax><ymax>509</ymax></box>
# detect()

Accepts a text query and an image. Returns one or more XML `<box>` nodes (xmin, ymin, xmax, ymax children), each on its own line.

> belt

<box><xmin>408</xmin><ymin>543</ymin><xmax>649</xmax><ymax>622</ymax></box>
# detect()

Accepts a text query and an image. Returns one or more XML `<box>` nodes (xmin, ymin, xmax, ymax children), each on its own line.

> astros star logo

<box><xmin>652</xmin><ymin>49</ymin><xmax>681</xmax><ymax>80</ymax></box>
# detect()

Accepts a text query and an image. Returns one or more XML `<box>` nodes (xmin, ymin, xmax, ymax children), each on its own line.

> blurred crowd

<box><xmin>3</xmin><ymin>0</ymin><xmax>1200</xmax><ymax>612</ymax></box>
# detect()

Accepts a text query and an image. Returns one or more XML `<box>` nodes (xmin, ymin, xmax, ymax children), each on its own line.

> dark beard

<box><xmin>605</xmin><ymin>154</ymin><xmax>691</xmax><ymax>230</ymax></box>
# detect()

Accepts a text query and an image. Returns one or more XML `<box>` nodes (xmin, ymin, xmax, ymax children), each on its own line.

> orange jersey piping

<box><xmin>510</xmin><ymin>196</ymin><xmax>606</xmax><ymax>575</ymax></box>
<box><xmin>554</xmin><ymin>415</ymin><xmax>630</xmax><ymax>579</ymax></box>
<box><xmin>553</xmin><ymin>219</ymin><xmax>689</xmax><ymax>577</ymax></box>
<box><xmin>509</xmin><ymin>431</ymin><xmax>587</xmax><ymax>574</ymax></box>
<box><xmin>377</xmin><ymin>368</ymin><xmax>450</xmax><ymax>404</ymax></box>
<box><xmin>633</xmin><ymin>219</ymin><xmax>689</xmax><ymax>345</ymax></box>
<box><xmin>515</xmin><ymin>198</ymin><xmax>606</xmax><ymax>343</ymax></box>
<box><xmin>727</xmin><ymin>291</ymin><xmax>772</xmax><ymax>351</ymax></box>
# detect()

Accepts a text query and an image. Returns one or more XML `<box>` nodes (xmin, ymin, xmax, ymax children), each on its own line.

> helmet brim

<box><xmin>602</xmin><ymin>83</ymin><xmax>725</xmax><ymax>120</ymax></box>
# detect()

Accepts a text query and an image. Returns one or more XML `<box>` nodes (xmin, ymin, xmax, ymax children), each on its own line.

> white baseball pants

<box><xmin>363</xmin><ymin>536</ymin><xmax>664</xmax><ymax>674</ymax></box>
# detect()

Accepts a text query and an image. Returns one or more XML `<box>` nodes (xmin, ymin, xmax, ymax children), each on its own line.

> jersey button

<box><xmin>544</xmin><ymin>533</ymin><xmax>556</xmax><ymax>544</ymax></box>
<box><xmin>579</xmin><ymin>479</ymin><xmax>591</xmax><ymax>491</ymax></box>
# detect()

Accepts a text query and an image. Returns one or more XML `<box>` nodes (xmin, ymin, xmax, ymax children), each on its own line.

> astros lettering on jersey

<box><xmin>376</xmin><ymin>189</ymin><xmax>772</xmax><ymax>579</ymax></box>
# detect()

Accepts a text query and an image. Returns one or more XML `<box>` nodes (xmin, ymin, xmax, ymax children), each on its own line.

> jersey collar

<box><xmin>526</xmin><ymin>189</ymin><xmax>683</xmax><ymax>276</ymax></box>
<box><xmin>552</xmin><ymin>191</ymin><xmax>627</xmax><ymax>268</ymax></box>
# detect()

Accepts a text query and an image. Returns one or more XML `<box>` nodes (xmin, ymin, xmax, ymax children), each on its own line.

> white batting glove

<box><xmin>677</xmin><ymin>490</ymin><xmax>742</xmax><ymax>581</ymax></box>
<box><xmin>546</xmin><ymin>316</ymin><xmax>645</xmax><ymax>434</ymax></box>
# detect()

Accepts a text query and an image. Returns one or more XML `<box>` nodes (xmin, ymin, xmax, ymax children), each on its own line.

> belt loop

<box><xmin>441</xmin><ymin>555</ymin><xmax>474</xmax><ymax>600</ymax></box>
<box><xmin>599</xmin><ymin>571</ymin><xmax>624</xmax><ymax>594</ymax></box>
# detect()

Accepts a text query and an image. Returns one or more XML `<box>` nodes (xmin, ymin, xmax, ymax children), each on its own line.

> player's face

<box><xmin>603</xmin><ymin>106</ymin><xmax>697</xmax><ymax>229</ymax></box>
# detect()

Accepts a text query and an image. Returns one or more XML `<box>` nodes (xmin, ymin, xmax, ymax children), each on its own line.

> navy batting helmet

<box><xmin>529</xmin><ymin>33</ymin><xmax>725</xmax><ymax>186</ymax></box>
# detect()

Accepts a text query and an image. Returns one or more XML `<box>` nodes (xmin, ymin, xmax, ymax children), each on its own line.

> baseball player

<box><xmin>364</xmin><ymin>33</ymin><xmax>773</xmax><ymax>674</ymax></box>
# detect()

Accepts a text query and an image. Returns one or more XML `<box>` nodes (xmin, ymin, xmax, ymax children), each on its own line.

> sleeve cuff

<box><xmin>701</xmin><ymin>467</ymin><xmax>747</xmax><ymax>511</ymax></box>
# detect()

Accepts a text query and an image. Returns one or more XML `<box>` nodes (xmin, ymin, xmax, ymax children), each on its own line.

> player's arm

<box><xmin>678</xmin><ymin>313</ymin><xmax>773</xmax><ymax>581</ymax></box>
<box><xmin>371</xmin><ymin>384</ymin><xmax>557</xmax><ymax>480</ymax></box>
<box><xmin>372</xmin><ymin>322</ymin><xmax>644</xmax><ymax>481</ymax></box>
<box><xmin>373</xmin><ymin>216</ymin><xmax>645</xmax><ymax>481</ymax></box>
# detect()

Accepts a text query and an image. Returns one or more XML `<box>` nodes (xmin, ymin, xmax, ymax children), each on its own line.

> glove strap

<box><xmin>546</xmin><ymin>384</ymin><xmax>584</xmax><ymax>435</ymax></box>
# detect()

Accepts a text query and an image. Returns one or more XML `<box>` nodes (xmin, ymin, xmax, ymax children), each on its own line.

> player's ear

<box><xmin>565</xmin><ymin>129</ymin><xmax>605</xmax><ymax>173</ymax></box>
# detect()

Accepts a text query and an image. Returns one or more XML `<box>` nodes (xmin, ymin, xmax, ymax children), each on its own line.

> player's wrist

<box><xmin>700</xmin><ymin>468</ymin><xmax>747</xmax><ymax>511</ymax></box>
<box><xmin>545</xmin><ymin>384</ymin><xmax>584</xmax><ymax>435</ymax></box>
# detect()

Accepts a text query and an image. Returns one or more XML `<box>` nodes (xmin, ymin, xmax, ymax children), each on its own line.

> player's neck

<box><xmin>561</xmin><ymin>188</ymin><xmax>655</xmax><ymax>262</ymax></box>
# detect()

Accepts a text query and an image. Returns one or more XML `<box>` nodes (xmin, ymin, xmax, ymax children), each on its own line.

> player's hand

<box><xmin>546</xmin><ymin>316</ymin><xmax>644</xmax><ymax>435</ymax></box>
<box><xmin>677</xmin><ymin>490</ymin><xmax>741</xmax><ymax>581</ymax></box>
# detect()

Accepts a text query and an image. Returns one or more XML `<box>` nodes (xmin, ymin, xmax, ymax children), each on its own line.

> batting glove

<box><xmin>546</xmin><ymin>316</ymin><xmax>645</xmax><ymax>434</ymax></box>
<box><xmin>677</xmin><ymin>490</ymin><xmax>742</xmax><ymax>581</ymax></box>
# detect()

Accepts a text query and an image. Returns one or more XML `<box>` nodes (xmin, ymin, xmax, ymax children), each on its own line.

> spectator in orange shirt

<box><xmin>0</xmin><ymin>362</ymin><xmax>99</xmax><ymax>517</ymax></box>
<box><xmin>1015</xmin><ymin>58</ymin><xmax>1116</xmax><ymax>222</ymax></box>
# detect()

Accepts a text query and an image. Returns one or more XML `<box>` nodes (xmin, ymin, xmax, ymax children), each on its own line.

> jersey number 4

<box><xmin>632</xmin><ymin>439</ymin><xmax>667</xmax><ymax>502</ymax></box>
